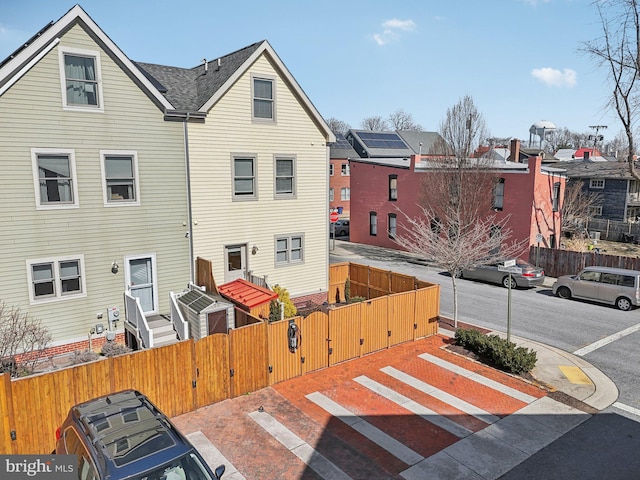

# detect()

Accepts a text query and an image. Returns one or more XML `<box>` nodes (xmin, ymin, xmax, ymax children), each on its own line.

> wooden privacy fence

<box><xmin>1</xmin><ymin>263</ymin><xmax>439</xmax><ymax>454</ymax></box>
<box><xmin>530</xmin><ymin>246</ymin><xmax>640</xmax><ymax>278</ymax></box>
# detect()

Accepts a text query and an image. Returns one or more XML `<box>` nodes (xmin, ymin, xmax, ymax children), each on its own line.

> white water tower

<box><xmin>529</xmin><ymin>120</ymin><xmax>556</xmax><ymax>148</ymax></box>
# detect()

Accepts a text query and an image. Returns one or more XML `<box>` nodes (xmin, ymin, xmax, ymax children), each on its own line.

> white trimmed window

<box><xmin>341</xmin><ymin>187</ymin><xmax>350</xmax><ymax>201</ymax></box>
<box><xmin>369</xmin><ymin>211</ymin><xmax>377</xmax><ymax>236</ymax></box>
<box><xmin>589</xmin><ymin>205</ymin><xmax>603</xmax><ymax>216</ymax></box>
<box><xmin>590</xmin><ymin>178</ymin><xmax>605</xmax><ymax>189</ymax></box>
<box><xmin>341</xmin><ymin>163</ymin><xmax>350</xmax><ymax>176</ymax></box>
<box><xmin>27</xmin><ymin>255</ymin><xmax>86</xmax><ymax>303</ymax></box>
<box><xmin>232</xmin><ymin>156</ymin><xmax>257</xmax><ymax>200</ymax></box>
<box><xmin>275</xmin><ymin>156</ymin><xmax>296</xmax><ymax>198</ymax></box>
<box><xmin>58</xmin><ymin>46</ymin><xmax>103</xmax><ymax>112</ymax></box>
<box><xmin>329</xmin><ymin>188</ymin><xmax>334</xmax><ymax>202</ymax></box>
<box><xmin>31</xmin><ymin>148</ymin><xmax>79</xmax><ymax>209</ymax></box>
<box><xmin>252</xmin><ymin>75</ymin><xmax>275</xmax><ymax>121</ymax></box>
<box><xmin>388</xmin><ymin>213</ymin><xmax>397</xmax><ymax>238</ymax></box>
<box><xmin>101</xmin><ymin>151</ymin><xmax>140</xmax><ymax>205</ymax></box>
<box><xmin>275</xmin><ymin>234</ymin><xmax>304</xmax><ymax>265</ymax></box>
<box><xmin>329</xmin><ymin>164</ymin><xmax>334</xmax><ymax>176</ymax></box>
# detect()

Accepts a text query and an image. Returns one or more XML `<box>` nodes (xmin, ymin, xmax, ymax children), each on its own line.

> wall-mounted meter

<box><xmin>108</xmin><ymin>307</ymin><xmax>120</xmax><ymax>322</ymax></box>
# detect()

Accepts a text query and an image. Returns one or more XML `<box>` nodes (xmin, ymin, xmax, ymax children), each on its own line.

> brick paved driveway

<box><xmin>173</xmin><ymin>335</ymin><xmax>549</xmax><ymax>480</ymax></box>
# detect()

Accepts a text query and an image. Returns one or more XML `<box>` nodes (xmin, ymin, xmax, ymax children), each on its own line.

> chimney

<box><xmin>509</xmin><ymin>139</ymin><xmax>521</xmax><ymax>163</ymax></box>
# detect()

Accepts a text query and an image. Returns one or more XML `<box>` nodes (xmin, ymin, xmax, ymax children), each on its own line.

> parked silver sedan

<box><xmin>461</xmin><ymin>260</ymin><xmax>545</xmax><ymax>288</ymax></box>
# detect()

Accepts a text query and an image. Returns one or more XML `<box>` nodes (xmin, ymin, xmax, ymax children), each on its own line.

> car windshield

<box><xmin>131</xmin><ymin>451</ymin><xmax>213</xmax><ymax>480</ymax></box>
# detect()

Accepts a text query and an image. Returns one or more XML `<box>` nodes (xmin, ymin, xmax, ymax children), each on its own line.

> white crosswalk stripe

<box><xmin>306</xmin><ymin>391</ymin><xmax>425</xmax><ymax>466</ymax></box>
<box><xmin>248</xmin><ymin>410</ymin><xmax>353</xmax><ymax>480</ymax></box>
<box><xmin>186</xmin><ymin>431</ymin><xmax>246</xmax><ymax>480</ymax></box>
<box><xmin>354</xmin><ymin>375</ymin><xmax>473</xmax><ymax>438</ymax></box>
<box><xmin>380</xmin><ymin>366</ymin><xmax>500</xmax><ymax>424</ymax></box>
<box><xmin>418</xmin><ymin>352</ymin><xmax>537</xmax><ymax>404</ymax></box>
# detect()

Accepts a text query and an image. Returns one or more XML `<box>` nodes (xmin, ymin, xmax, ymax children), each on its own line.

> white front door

<box><xmin>125</xmin><ymin>254</ymin><xmax>158</xmax><ymax>314</ymax></box>
<box><xmin>224</xmin><ymin>245</ymin><xmax>247</xmax><ymax>282</ymax></box>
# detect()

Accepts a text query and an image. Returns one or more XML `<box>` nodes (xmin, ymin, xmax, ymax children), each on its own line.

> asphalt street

<box><xmin>330</xmin><ymin>239</ymin><xmax>640</xmax><ymax>478</ymax></box>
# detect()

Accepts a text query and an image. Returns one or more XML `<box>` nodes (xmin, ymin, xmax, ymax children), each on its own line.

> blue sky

<box><xmin>0</xmin><ymin>0</ymin><xmax>622</xmax><ymax>142</ymax></box>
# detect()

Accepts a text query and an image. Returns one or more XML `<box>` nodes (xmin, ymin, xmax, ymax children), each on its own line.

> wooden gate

<box><xmin>415</xmin><ymin>286</ymin><xmax>439</xmax><ymax>338</ymax></box>
<box><xmin>300</xmin><ymin>311</ymin><xmax>329</xmax><ymax>374</ymax></box>
<box><xmin>360</xmin><ymin>297</ymin><xmax>389</xmax><ymax>355</ymax></box>
<box><xmin>329</xmin><ymin>304</ymin><xmax>361</xmax><ymax>366</ymax></box>
<box><xmin>388</xmin><ymin>291</ymin><xmax>415</xmax><ymax>346</ymax></box>
<box><xmin>268</xmin><ymin>318</ymin><xmax>303</xmax><ymax>385</ymax></box>
<box><xmin>194</xmin><ymin>334</ymin><xmax>230</xmax><ymax>408</ymax></box>
<box><xmin>229</xmin><ymin>322</ymin><xmax>268</xmax><ymax>397</ymax></box>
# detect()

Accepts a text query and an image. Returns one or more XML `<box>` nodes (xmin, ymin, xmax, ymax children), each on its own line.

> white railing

<box><xmin>124</xmin><ymin>292</ymin><xmax>153</xmax><ymax>348</ymax></box>
<box><xmin>169</xmin><ymin>291</ymin><xmax>189</xmax><ymax>340</ymax></box>
<box><xmin>245</xmin><ymin>271</ymin><xmax>270</xmax><ymax>290</ymax></box>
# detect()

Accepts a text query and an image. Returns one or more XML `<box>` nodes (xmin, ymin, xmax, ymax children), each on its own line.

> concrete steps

<box><xmin>147</xmin><ymin>316</ymin><xmax>178</xmax><ymax>348</ymax></box>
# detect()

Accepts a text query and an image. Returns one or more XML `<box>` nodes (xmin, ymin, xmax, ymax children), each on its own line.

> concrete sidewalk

<box><xmin>330</xmin><ymin>239</ymin><xmax>619</xmax><ymax>412</ymax></box>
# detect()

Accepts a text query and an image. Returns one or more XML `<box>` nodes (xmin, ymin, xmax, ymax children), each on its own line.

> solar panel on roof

<box><xmin>358</xmin><ymin>132</ymin><xmax>408</xmax><ymax>150</ymax></box>
<box><xmin>333</xmin><ymin>134</ymin><xmax>353</xmax><ymax>149</ymax></box>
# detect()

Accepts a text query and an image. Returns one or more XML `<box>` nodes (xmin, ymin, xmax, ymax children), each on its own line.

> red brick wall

<box><xmin>16</xmin><ymin>333</ymin><xmax>127</xmax><ymax>361</ymax></box>
<box><xmin>350</xmin><ymin>155</ymin><xmax>565</xmax><ymax>259</ymax></box>
<box><xmin>330</xmin><ymin>158</ymin><xmax>351</xmax><ymax>218</ymax></box>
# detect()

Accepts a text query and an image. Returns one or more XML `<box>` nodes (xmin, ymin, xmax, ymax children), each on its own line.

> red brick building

<box><xmin>349</xmin><ymin>139</ymin><xmax>566</xmax><ymax>259</ymax></box>
<box><xmin>329</xmin><ymin>134</ymin><xmax>358</xmax><ymax>219</ymax></box>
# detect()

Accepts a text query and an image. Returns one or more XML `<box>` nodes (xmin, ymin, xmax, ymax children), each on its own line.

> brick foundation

<box><xmin>14</xmin><ymin>333</ymin><xmax>127</xmax><ymax>362</ymax></box>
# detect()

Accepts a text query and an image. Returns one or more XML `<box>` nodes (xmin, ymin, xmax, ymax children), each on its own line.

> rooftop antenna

<box><xmin>588</xmin><ymin>125</ymin><xmax>607</xmax><ymax>156</ymax></box>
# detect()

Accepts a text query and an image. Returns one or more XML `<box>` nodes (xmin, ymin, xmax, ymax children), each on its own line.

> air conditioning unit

<box><xmin>589</xmin><ymin>231</ymin><xmax>601</xmax><ymax>241</ymax></box>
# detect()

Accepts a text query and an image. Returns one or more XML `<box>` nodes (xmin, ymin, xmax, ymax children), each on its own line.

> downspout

<box><xmin>183</xmin><ymin>114</ymin><xmax>195</xmax><ymax>283</ymax></box>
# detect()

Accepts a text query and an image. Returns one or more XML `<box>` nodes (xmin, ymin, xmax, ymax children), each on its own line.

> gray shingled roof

<box><xmin>559</xmin><ymin>160</ymin><xmax>637</xmax><ymax>179</ymax></box>
<box><xmin>135</xmin><ymin>41</ymin><xmax>263</xmax><ymax>112</ymax></box>
<box><xmin>395</xmin><ymin>130</ymin><xmax>443</xmax><ymax>155</ymax></box>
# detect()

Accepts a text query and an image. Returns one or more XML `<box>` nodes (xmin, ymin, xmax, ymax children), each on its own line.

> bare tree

<box><xmin>0</xmin><ymin>302</ymin><xmax>52</xmax><ymax>376</ymax></box>
<box><xmin>561</xmin><ymin>180</ymin><xmax>603</xmax><ymax>235</ymax></box>
<box><xmin>604</xmin><ymin>129</ymin><xmax>631</xmax><ymax>158</ymax></box>
<box><xmin>583</xmin><ymin>0</ymin><xmax>640</xmax><ymax>179</ymax></box>
<box><xmin>325</xmin><ymin>117</ymin><xmax>351</xmax><ymax>136</ymax></box>
<box><xmin>393</xmin><ymin>96</ymin><xmax>525</xmax><ymax>326</ymax></box>
<box><xmin>388</xmin><ymin>109</ymin><xmax>423</xmax><ymax>131</ymax></box>
<box><xmin>545</xmin><ymin>127</ymin><xmax>592</xmax><ymax>154</ymax></box>
<box><xmin>361</xmin><ymin>115</ymin><xmax>389</xmax><ymax>131</ymax></box>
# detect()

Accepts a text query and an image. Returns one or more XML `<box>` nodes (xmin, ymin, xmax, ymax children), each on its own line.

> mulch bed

<box><xmin>440</xmin><ymin>322</ymin><xmax>598</xmax><ymax>414</ymax></box>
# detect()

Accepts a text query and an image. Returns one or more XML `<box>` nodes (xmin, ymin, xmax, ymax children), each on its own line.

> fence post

<box><xmin>607</xmin><ymin>220</ymin><xmax>610</xmax><ymax>240</ymax></box>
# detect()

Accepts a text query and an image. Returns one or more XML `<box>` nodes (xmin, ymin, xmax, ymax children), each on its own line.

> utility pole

<box><xmin>589</xmin><ymin>125</ymin><xmax>608</xmax><ymax>156</ymax></box>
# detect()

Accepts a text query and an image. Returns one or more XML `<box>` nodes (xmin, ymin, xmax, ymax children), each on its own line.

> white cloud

<box><xmin>372</xmin><ymin>18</ymin><xmax>416</xmax><ymax>46</ymax></box>
<box><xmin>531</xmin><ymin>67</ymin><xmax>577</xmax><ymax>87</ymax></box>
<box><xmin>521</xmin><ymin>0</ymin><xmax>551</xmax><ymax>6</ymax></box>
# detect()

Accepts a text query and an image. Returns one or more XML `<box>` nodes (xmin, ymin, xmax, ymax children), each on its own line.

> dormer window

<box><xmin>59</xmin><ymin>47</ymin><xmax>103</xmax><ymax>112</ymax></box>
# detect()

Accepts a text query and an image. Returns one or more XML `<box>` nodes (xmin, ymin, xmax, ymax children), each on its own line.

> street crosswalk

<box><xmin>188</xmin><ymin>349</ymin><xmax>589</xmax><ymax>480</ymax></box>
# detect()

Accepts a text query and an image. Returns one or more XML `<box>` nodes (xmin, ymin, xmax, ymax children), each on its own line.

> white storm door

<box><xmin>224</xmin><ymin>245</ymin><xmax>246</xmax><ymax>282</ymax></box>
<box><xmin>125</xmin><ymin>254</ymin><xmax>158</xmax><ymax>314</ymax></box>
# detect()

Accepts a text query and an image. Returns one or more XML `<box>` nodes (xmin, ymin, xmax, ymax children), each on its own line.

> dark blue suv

<box><xmin>55</xmin><ymin>390</ymin><xmax>225</xmax><ymax>480</ymax></box>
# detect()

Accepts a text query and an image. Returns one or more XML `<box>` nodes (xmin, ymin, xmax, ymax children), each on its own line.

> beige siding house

<box><xmin>0</xmin><ymin>6</ymin><xmax>191</xmax><ymax>353</ymax></box>
<box><xmin>138</xmin><ymin>42</ymin><xmax>335</xmax><ymax>305</ymax></box>
<box><xmin>0</xmin><ymin>5</ymin><xmax>334</xmax><ymax>355</ymax></box>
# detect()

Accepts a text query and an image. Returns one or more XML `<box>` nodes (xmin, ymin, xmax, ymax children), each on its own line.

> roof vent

<box><xmin>203</xmin><ymin>58</ymin><xmax>207</xmax><ymax>74</ymax></box>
